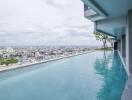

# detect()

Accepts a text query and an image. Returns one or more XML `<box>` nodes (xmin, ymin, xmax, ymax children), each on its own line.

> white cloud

<box><xmin>0</xmin><ymin>0</ymin><xmax>102</xmax><ymax>46</ymax></box>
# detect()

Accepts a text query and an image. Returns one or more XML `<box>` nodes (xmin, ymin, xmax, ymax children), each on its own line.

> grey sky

<box><xmin>0</xmin><ymin>0</ymin><xmax>102</xmax><ymax>46</ymax></box>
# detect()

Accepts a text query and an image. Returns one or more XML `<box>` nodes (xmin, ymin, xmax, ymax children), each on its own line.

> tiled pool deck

<box><xmin>122</xmin><ymin>74</ymin><xmax>132</xmax><ymax>100</ymax></box>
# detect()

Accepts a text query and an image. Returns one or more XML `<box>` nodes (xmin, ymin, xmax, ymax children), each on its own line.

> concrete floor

<box><xmin>122</xmin><ymin>74</ymin><xmax>132</xmax><ymax>100</ymax></box>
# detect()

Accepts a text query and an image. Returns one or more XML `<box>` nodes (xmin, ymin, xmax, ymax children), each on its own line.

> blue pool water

<box><xmin>0</xmin><ymin>51</ymin><xmax>127</xmax><ymax>100</ymax></box>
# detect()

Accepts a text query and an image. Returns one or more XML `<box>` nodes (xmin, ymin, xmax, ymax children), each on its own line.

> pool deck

<box><xmin>122</xmin><ymin>74</ymin><xmax>132</xmax><ymax>100</ymax></box>
<box><xmin>118</xmin><ymin>51</ymin><xmax>132</xmax><ymax>100</ymax></box>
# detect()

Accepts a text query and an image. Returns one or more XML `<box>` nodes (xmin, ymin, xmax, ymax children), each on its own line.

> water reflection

<box><xmin>94</xmin><ymin>51</ymin><xmax>128</xmax><ymax>100</ymax></box>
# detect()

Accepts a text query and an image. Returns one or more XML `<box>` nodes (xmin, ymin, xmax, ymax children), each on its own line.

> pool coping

<box><xmin>118</xmin><ymin>51</ymin><xmax>129</xmax><ymax>75</ymax></box>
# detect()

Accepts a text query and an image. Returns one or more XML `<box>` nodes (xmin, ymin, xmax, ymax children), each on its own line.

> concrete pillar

<box><xmin>121</xmin><ymin>35</ymin><xmax>126</xmax><ymax>62</ymax></box>
<box><xmin>126</xmin><ymin>10</ymin><xmax>132</xmax><ymax>74</ymax></box>
<box><xmin>118</xmin><ymin>40</ymin><xmax>121</xmax><ymax>52</ymax></box>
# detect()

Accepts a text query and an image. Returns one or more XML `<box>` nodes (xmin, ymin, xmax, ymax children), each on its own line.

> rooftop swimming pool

<box><xmin>0</xmin><ymin>51</ymin><xmax>127</xmax><ymax>100</ymax></box>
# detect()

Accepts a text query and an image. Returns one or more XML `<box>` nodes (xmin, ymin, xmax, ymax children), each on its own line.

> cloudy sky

<box><xmin>0</xmin><ymin>0</ymin><xmax>102</xmax><ymax>46</ymax></box>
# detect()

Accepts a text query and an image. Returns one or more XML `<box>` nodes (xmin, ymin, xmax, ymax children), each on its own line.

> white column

<box><xmin>121</xmin><ymin>35</ymin><xmax>126</xmax><ymax>61</ymax></box>
<box><xmin>126</xmin><ymin>10</ymin><xmax>132</xmax><ymax>74</ymax></box>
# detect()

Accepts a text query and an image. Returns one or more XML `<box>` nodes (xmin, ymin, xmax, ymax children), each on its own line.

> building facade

<box><xmin>81</xmin><ymin>0</ymin><xmax>132</xmax><ymax>100</ymax></box>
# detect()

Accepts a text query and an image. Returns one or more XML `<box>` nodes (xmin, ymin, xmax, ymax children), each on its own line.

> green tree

<box><xmin>0</xmin><ymin>58</ymin><xmax>18</xmax><ymax>66</ymax></box>
<box><xmin>94</xmin><ymin>32</ymin><xmax>108</xmax><ymax>48</ymax></box>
